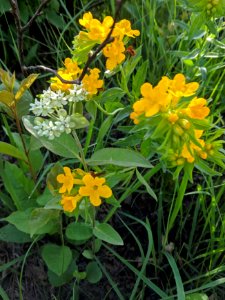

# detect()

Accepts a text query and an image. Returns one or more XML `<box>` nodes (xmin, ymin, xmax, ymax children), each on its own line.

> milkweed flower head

<box><xmin>55</xmin><ymin>167</ymin><xmax>112</xmax><ymax>213</ymax></box>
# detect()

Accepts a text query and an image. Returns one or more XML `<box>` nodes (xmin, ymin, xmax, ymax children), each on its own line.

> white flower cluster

<box><xmin>30</xmin><ymin>84</ymin><xmax>89</xmax><ymax>140</ymax></box>
<box><xmin>33</xmin><ymin>114</ymin><xmax>75</xmax><ymax>140</ymax></box>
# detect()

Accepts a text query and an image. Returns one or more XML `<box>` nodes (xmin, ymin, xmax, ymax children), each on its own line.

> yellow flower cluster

<box><xmin>130</xmin><ymin>73</ymin><xmax>212</xmax><ymax>166</ymax></box>
<box><xmin>51</xmin><ymin>58</ymin><xmax>82</xmax><ymax>91</ymax></box>
<box><xmin>50</xmin><ymin>58</ymin><xmax>103</xmax><ymax>95</ymax></box>
<box><xmin>79</xmin><ymin>12</ymin><xmax>140</xmax><ymax>70</ymax></box>
<box><xmin>56</xmin><ymin>167</ymin><xmax>112</xmax><ymax>212</ymax></box>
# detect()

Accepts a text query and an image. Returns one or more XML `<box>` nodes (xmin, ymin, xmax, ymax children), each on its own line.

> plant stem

<box><xmin>72</xmin><ymin>130</ymin><xmax>88</xmax><ymax>172</ymax></box>
<box><xmin>13</xmin><ymin>107</ymin><xmax>36</xmax><ymax>182</ymax></box>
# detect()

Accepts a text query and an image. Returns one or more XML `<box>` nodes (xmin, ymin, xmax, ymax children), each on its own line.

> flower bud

<box><xmin>179</xmin><ymin>119</ymin><xmax>191</xmax><ymax>130</ymax></box>
<box><xmin>172</xmin><ymin>135</ymin><xmax>181</xmax><ymax>148</ymax></box>
<box><xmin>176</xmin><ymin>158</ymin><xmax>185</xmax><ymax>165</ymax></box>
<box><xmin>173</xmin><ymin>124</ymin><xmax>184</xmax><ymax>136</ymax></box>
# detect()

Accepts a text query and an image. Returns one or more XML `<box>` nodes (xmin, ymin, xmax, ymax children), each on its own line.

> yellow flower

<box><xmin>185</xmin><ymin>97</ymin><xmax>210</xmax><ymax>119</ymax></box>
<box><xmin>82</xmin><ymin>68</ymin><xmax>103</xmax><ymax>95</ymax></box>
<box><xmin>60</xmin><ymin>194</ymin><xmax>82</xmax><ymax>212</ymax></box>
<box><xmin>103</xmin><ymin>38</ymin><xmax>125</xmax><ymax>70</ymax></box>
<box><xmin>64</xmin><ymin>58</ymin><xmax>81</xmax><ymax>75</ymax></box>
<box><xmin>168</xmin><ymin>112</ymin><xmax>179</xmax><ymax>124</ymax></box>
<box><xmin>50</xmin><ymin>58</ymin><xmax>81</xmax><ymax>91</ymax></box>
<box><xmin>57</xmin><ymin>167</ymin><xmax>74</xmax><ymax>194</ymax></box>
<box><xmin>113</xmin><ymin>19</ymin><xmax>140</xmax><ymax>40</ymax></box>
<box><xmin>130</xmin><ymin>82</ymin><xmax>171</xmax><ymax>123</ymax></box>
<box><xmin>79</xmin><ymin>12</ymin><xmax>93</xmax><ymax>30</ymax></box>
<box><xmin>79</xmin><ymin>173</ymin><xmax>112</xmax><ymax>206</ymax></box>
<box><xmin>181</xmin><ymin>130</ymin><xmax>207</xmax><ymax>163</ymax></box>
<box><xmin>50</xmin><ymin>71</ymin><xmax>74</xmax><ymax>91</ymax></box>
<box><xmin>80</xmin><ymin>13</ymin><xmax>113</xmax><ymax>42</ymax></box>
<box><xmin>181</xmin><ymin>144</ymin><xmax>195</xmax><ymax>163</ymax></box>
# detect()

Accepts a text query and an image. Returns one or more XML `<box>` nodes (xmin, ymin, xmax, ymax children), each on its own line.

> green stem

<box><xmin>13</xmin><ymin>106</ymin><xmax>36</xmax><ymax>182</ymax></box>
<box><xmin>93</xmin><ymin>100</ymin><xmax>123</xmax><ymax>116</ymax></box>
<box><xmin>104</xmin><ymin>163</ymin><xmax>162</xmax><ymax>222</ymax></box>
<box><xmin>72</xmin><ymin>130</ymin><xmax>88</xmax><ymax>172</ymax></box>
<box><xmin>19</xmin><ymin>236</ymin><xmax>39</xmax><ymax>300</ymax></box>
<box><xmin>83</xmin><ymin>119</ymin><xmax>94</xmax><ymax>157</ymax></box>
<box><xmin>164</xmin><ymin>172</ymin><xmax>189</xmax><ymax>247</ymax></box>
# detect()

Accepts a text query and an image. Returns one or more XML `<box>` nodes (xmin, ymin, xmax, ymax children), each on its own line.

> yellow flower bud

<box><xmin>176</xmin><ymin>158</ymin><xmax>185</xmax><ymax>165</ymax></box>
<box><xmin>179</xmin><ymin>119</ymin><xmax>191</xmax><ymax>130</ymax></box>
<box><xmin>168</xmin><ymin>113</ymin><xmax>179</xmax><ymax>124</ymax></box>
<box><xmin>173</xmin><ymin>124</ymin><xmax>184</xmax><ymax>136</ymax></box>
<box><xmin>205</xmin><ymin>143</ymin><xmax>212</xmax><ymax>150</ymax></box>
<box><xmin>199</xmin><ymin>151</ymin><xmax>207</xmax><ymax>159</ymax></box>
<box><xmin>208</xmin><ymin>150</ymin><xmax>214</xmax><ymax>156</ymax></box>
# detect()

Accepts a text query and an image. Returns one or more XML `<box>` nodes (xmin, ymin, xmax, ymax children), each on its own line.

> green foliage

<box><xmin>41</xmin><ymin>244</ymin><xmax>73</xmax><ymax>276</ymax></box>
<box><xmin>93</xmin><ymin>223</ymin><xmax>123</xmax><ymax>246</ymax></box>
<box><xmin>1</xmin><ymin>0</ymin><xmax>225</xmax><ymax>299</ymax></box>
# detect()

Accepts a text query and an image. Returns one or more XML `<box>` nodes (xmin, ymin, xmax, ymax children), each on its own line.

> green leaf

<box><xmin>93</xmin><ymin>223</ymin><xmax>123</xmax><ymax>246</ymax></box>
<box><xmin>132</xmin><ymin>60</ymin><xmax>148</xmax><ymax>98</ymax></box>
<box><xmin>23</xmin><ymin>116</ymin><xmax>80</xmax><ymax>159</ymax></box>
<box><xmin>100</xmin><ymin>88</ymin><xmax>125</xmax><ymax>103</ymax></box>
<box><xmin>185</xmin><ymin>293</ymin><xmax>208</xmax><ymax>300</ymax></box>
<box><xmin>0</xmin><ymin>90</ymin><xmax>14</xmax><ymax>107</ymax></box>
<box><xmin>0</xmin><ymin>0</ymin><xmax>11</xmax><ymax>14</ymax></box>
<box><xmin>164</xmin><ymin>252</ymin><xmax>185</xmax><ymax>300</ymax></box>
<box><xmin>195</xmin><ymin>160</ymin><xmax>221</xmax><ymax>176</ymax></box>
<box><xmin>48</xmin><ymin>260</ymin><xmax>77</xmax><ymax>287</ymax></box>
<box><xmin>0</xmin><ymin>161</ymin><xmax>35</xmax><ymax>210</ymax></box>
<box><xmin>0</xmin><ymin>224</ymin><xmax>32</xmax><ymax>243</ymax></box>
<box><xmin>66</xmin><ymin>222</ymin><xmax>93</xmax><ymax>241</ymax></box>
<box><xmin>95</xmin><ymin>116</ymin><xmax>113</xmax><ymax>151</ymax></box>
<box><xmin>86</xmin><ymin>262</ymin><xmax>102</xmax><ymax>284</ymax></box>
<box><xmin>0</xmin><ymin>285</ymin><xmax>9</xmax><ymax>300</ymax></box>
<box><xmin>136</xmin><ymin>169</ymin><xmax>157</xmax><ymax>201</ymax></box>
<box><xmin>0</xmin><ymin>142</ymin><xmax>27</xmax><ymax>162</ymax></box>
<box><xmin>5</xmin><ymin>208</ymin><xmax>60</xmax><ymax>237</ymax></box>
<box><xmin>15</xmin><ymin>74</ymin><xmax>39</xmax><ymax>101</ymax></box>
<box><xmin>46</xmin><ymin>163</ymin><xmax>64</xmax><ymax>194</ymax></box>
<box><xmin>70</xmin><ymin>113</ymin><xmax>89</xmax><ymax>129</ymax></box>
<box><xmin>42</xmin><ymin>244</ymin><xmax>72</xmax><ymax>276</ymax></box>
<box><xmin>88</xmin><ymin>148</ymin><xmax>152</xmax><ymax>168</ymax></box>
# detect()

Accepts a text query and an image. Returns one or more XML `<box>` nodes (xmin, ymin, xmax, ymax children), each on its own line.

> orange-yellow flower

<box><xmin>50</xmin><ymin>58</ymin><xmax>81</xmax><ymax>91</ymax></box>
<box><xmin>57</xmin><ymin>167</ymin><xmax>74</xmax><ymax>194</ymax></box>
<box><xmin>185</xmin><ymin>97</ymin><xmax>210</xmax><ymax>119</ymax></box>
<box><xmin>79</xmin><ymin>12</ymin><xmax>93</xmax><ymax>30</ymax></box>
<box><xmin>103</xmin><ymin>38</ymin><xmax>125</xmax><ymax>70</ymax></box>
<box><xmin>79</xmin><ymin>12</ymin><xmax>113</xmax><ymax>42</ymax></box>
<box><xmin>113</xmin><ymin>19</ymin><xmax>140</xmax><ymax>40</ymax></box>
<box><xmin>181</xmin><ymin>130</ymin><xmax>207</xmax><ymax>163</ymax></box>
<box><xmin>79</xmin><ymin>173</ymin><xmax>112</xmax><ymax>206</ymax></box>
<box><xmin>82</xmin><ymin>68</ymin><xmax>103</xmax><ymax>95</ymax></box>
<box><xmin>60</xmin><ymin>194</ymin><xmax>82</xmax><ymax>212</ymax></box>
<box><xmin>130</xmin><ymin>82</ymin><xmax>171</xmax><ymax>123</ymax></box>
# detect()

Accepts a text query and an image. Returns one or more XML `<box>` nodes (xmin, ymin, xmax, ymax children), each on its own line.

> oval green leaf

<box><xmin>41</xmin><ymin>243</ymin><xmax>72</xmax><ymax>276</ymax></box>
<box><xmin>22</xmin><ymin>116</ymin><xmax>80</xmax><ymax>159</ymax></box>
<box><xmin>66</xmin><ymin>222</ymin><xmax>93</xmax><ymax>241</ymax></box>
<box><xmin>88</xmin><ymin>148</ymin><xmax>152</xmax><ymax>168</ymax></box>
<box><xmin>93</xmin><ymin>223</ymin><xmax>123</xmax><ymax>246</ymax></box>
